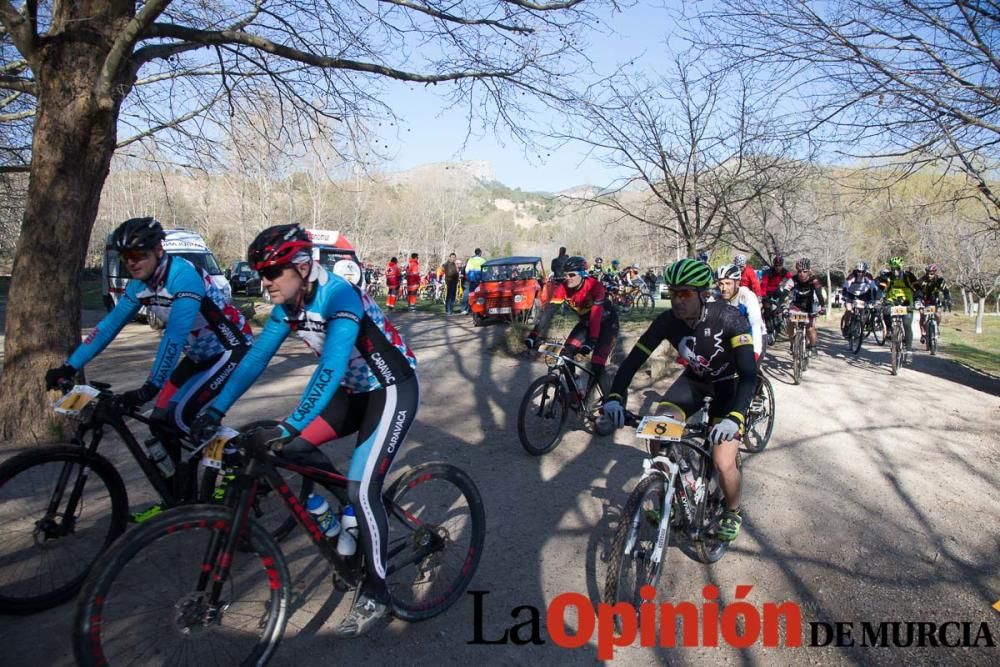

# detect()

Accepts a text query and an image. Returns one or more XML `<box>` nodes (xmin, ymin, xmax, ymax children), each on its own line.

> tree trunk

<box><xmin>0</xmin><ymin>33</ymin><xmax>124</xmax><ymax>444</ymax></box>
<box><xmin>976</xmin><ymin>297</ymin><xmax>986</xmax><ymax>334</ymax></box>
<box><xmin>825</xmin><ymin>270</ymin><xmax>832</xmax><ymax>321</ymax></box>
<box><xmin>961</xmin><ymin>289</ymin><xmax>970</xmax><ymax>315</ymax></box>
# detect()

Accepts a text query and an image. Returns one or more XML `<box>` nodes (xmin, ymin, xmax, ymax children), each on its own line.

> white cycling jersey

<box><xmin>724</xmin><ymin>285</ymin><xmax>767</xmax><ymax>358</ymax></box>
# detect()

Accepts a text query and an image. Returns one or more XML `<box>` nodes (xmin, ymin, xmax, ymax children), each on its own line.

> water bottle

<box><xmin>337</xmin><ymin>505</ymin><xmax>359</xmax><ymax>557</ymax></box>
<box><xmin>144</xmin><ymin>437</ymin><xmax>175</xmax><ymax>478</ymax></box>
<box><xmin>305</xmin><ymin>493</ymin><xmax>341</xmax><ymax>538</ymax></box>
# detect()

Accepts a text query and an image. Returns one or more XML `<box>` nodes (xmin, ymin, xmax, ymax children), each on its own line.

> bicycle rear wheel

<box><xmin>0</xmin><ymin>445</ymin><xmax>128</xmax><ymax>614</ymax></box>
<box><xmin>695</xmin><ymin>453</ymin><xmax>743</xmax><ymax>564</ymax></box>
<box><xmin>792</xmin><ymin>331</ymin><xmax>803</xmax><ymax>385</ymax></box>
<box><xmin>385</xmin><ymin>463</ymin><xmax>485</xmax><ymax>622</ymax></box>
<box><xmin>604</xmin><ymin>475</ymin><xmax>670</xmax><ymax>609</ymax></box>
<box><xmin>743</xmin><ymin>375</ymin><xmax>775</xmax><ymax>453</ymax></box>
<box><xmin>74</xmin><ymin>505</ymin><xmax>289</xmax><ymax>667</ymax></box>
<box><xmin>517</xmin><ymin>375</ymin><xmax>570</xmax><ymax>455</ymax></box>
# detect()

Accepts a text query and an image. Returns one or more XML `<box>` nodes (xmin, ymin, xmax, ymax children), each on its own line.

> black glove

<box><xmin>579</xmin><ymin>338</ymin><xmax>597</xmax><ymax>356</ymax></box>
<box><xmin>524</xmin><ymin>332</ymin><xmax>539</xmax><ymax>351</ymax></box>
<box><xmin>45</xmin><ymin>363</ymin><xmax>76</xmax><ymax>390</ymax></box>
<box><xmin>190</xmin><ymin>406</ymin><xmax>225</xmax><ymax>443</ymax></box>
<box><xmin>118</xmin><ymin>382</ymin><xmax>158</xmax><ymax>412</ymax></box>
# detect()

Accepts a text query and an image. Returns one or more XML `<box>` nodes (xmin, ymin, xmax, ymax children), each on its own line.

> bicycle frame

<box><xmin>540</xmin><ymin>346</ymin><xmax>600</xmax><ymax>409</ymax></box>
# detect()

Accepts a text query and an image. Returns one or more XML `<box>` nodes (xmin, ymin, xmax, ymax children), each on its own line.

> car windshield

<box><xmin>318</xmin><ymin>248</ymin><xmax>356</xmax><ymax>272</ymax></box>
<box><xmin>481</xmin><ymin>264</ymin><xmax>538</xmax><ymax>281</ymax></box>
<box><xmin>176</xmin><ymin>252</ymin><xmax>223</xmax><ymax>276</ymax></box>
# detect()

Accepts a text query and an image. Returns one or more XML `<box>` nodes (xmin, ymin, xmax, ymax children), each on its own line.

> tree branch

<box><xmin>0</xmin><ymin>0</ymin><xmax>36</xmax><ymax>61</ymax></box>
<box><xmin>96</xmin><ymin>0</ymin><xmax>173</xmax><ymax>110</ymax></box>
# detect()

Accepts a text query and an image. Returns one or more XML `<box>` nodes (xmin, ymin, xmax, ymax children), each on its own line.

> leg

<box><xmin>589</xmin><ymin>312</ymin><xmax>619</xmax><ymax>392</ymax></box>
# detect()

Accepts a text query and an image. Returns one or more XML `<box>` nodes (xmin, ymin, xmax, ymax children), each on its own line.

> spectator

<box><xmin>385</xmin><ymin>256</ymin><xmax>401</xmax><ymax>311</ymax></box>
<box><xmin>550</xmin><ymin>246</ymin><xmax>568</xmax><ymax>279</ymax></box>
<box><xmin>462</xmin><ymin>248</ymin><xmax>486</xmax><ymax>314</ymax></box>
<box><xmin>443</xmin><ymin>252</ymin><xmax>460</xmax><ymax>315</ymax></box>
<box><xmin>406</xmin><ymin>253</ymin><xmax>421</xmax><ymax>312</ymax></box>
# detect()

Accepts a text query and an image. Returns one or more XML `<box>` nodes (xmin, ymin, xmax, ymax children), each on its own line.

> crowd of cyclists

<box><xmin>39</xmin><ymin>216</ymin><xmax>952</xmax><ymax>641</ymax></box>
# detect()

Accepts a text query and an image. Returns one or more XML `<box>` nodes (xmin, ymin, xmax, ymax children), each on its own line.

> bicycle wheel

<box><xmin>743</xmin><ymin>375</ymin><xmax>775</xmax><ymax>453</ymax></box>
<box><xmin>801</xmin><ymin>329</ymin><xmax>810</xmax><ymax>373</ymax></box>
<box><xmin>792</xmin><ymin>331</ymin><xmax>803</xmax><ymax>385</ymax></box>
<box><xmin>695</xmin><ymin>453</ymin><xmax>742</xmax><ymax>564</ymax></box>
<box><xmin>199</xmin><ymin>420</ymin><xmax>313</xmax><ymax>543</ymax></box>
<box><xmin>517</xmin><ymin>375</ymin><xmax>570</xmax><ymax>455</ymax></box>
<box><xmin>0</xmin><ymin>445</ymin><xmax>128</xmax><ymax>614</ymax></box>
<box><xmin>890</xmin><ymin>327</ymin><xmax>902</xmax><ymax>375</ymax></box>
<box><xmin>604</xmin><ymin>475</ymin><xmax>670</xmax><ymax>609</ymax></box>
<box><xmin>849</xmin><ymin>315</ymin><xmax>864</xmax><ymax>354</ymax></box>
<box><xmin>870</xmin><ymin>313</ymin><xmax>885</xmax><ymax>345</ymax></box>
<box><xmin>635</xmin><ymin>294</ymin><xmax>654</xmax><ymax>314</ymax></box>
<box><xmin>384</xmin><ymin>463</ymin><xmax>486</xmax><ymax>622</ymax></box>
<box><xmin>928</xmin><ymin>317</ymin><xmax>938</xmax><ymax>355</ymax></box>
<box><xmin>74</xmin><ymin>505</ymin><xmax>289</xmax><ymax>667</ymax></box>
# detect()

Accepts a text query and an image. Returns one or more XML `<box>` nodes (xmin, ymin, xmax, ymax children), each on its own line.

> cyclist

<box><xmin>878</xmin><ymin>257</ymin><xmax>919</xmax><ymax>363</ymax></box>
<box><xmin>591</xmin><ymin>256</ymin><xmax>605</xmax><ymax>278</ymax></box>
<box><xmin>717</xmin><ymin>264</ymin><xmax>767</xmax><ymax>362</ymax></box>
<box><xmin>191</xmin><ymin>224</ymin><xmax>418</xmax><ymax>638</ymax></box>
<box><xmin>524</xmin><ymin>256</ymin><xmax>619</xmax><ymax>396</ymax></box>
<box><xmin>45</xmin><ymin>216</ymin><xmax>252</xmax><ymax>437</ymax></box>
<box><xmin>916</xmin><ymin>263</ymin><xmax>946</xmax><ymax>345</ymax></box>
<box><xmin>760</xmin><ymin>255</ymin><xmax>793</xmax><ymax>343</ymax></box>
<box><xmin>385</xmin><ymin>256</ymin><xmax>401</xmax><ymax>311</ymax></box>
<box><xmin>840</xmin><ymin>262</ymin><xmax>878</xmax><ymax>337</ymax></box>
<box><xmin>787</xmin><ymin>258</ymin><xmax>826</xmax><ymax>357</ymax></box>
<box><xmin>601</xmin><ymin>259</ymin><xmax>756</xmax><ymax>542</ymax></box>
<box><xmin>733</xmin><ymin>253</ymin><xmax>764</xmax><ymax>299</ymax></box>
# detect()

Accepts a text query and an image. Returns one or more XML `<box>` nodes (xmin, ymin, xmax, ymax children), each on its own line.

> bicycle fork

<box><xmin>625</xmin><ymin>457</ymin><xmax>677</xmax><ymax>567</ymax></box>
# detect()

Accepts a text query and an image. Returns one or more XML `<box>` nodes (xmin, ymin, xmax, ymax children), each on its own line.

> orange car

<box><xmin>469</xmin><ymin>256</ymin><xmax>546</xmax><ymax>326</ymax></box>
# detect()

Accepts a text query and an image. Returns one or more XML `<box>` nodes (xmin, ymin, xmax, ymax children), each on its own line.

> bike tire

<box><xmin>792</xmin><ymin>331</ymin><xmax>803</xmax><ymax>385</ymax></box>
<box><xmin>870</xmin><ymin>313</ymin><xmax>885</xmax><ymax>345</ymax></box>
<box><xmin>801</xmin><ymin>330</ymin><xmax>810</xmax><ymax>373</ymax></box>
<box><xmin>849</xmin><ymin>316</ymin><xmax>863</xmax><ymax>354</ymax></box>
<box><xmin>198</xmin><ymin>419</ymin><xmax>314</xmax><ymax>543</ymax></box>
<box><xmin>743</xmin><ymin>375</ymin><xmax>775</xmax><ymax>454</ymax></box>
<box><xmin>0</xmin><ymin>445</ymin><xmax>128</xmax><ymax>614</ymax></box>
<box><xmin>604</xmin><ymin>474</ymin><xmax>670</xmax><ymax>610</ymax></box>
<box><xmin>695</xmin><ymin>452</ymin><xmax>743</xmax><ymax>564</ymax></box>
<box><xmin>74</xmin><ymin>505</ymin><xmax>289</xmax><ymax>667</ymax></box>
<box><xmin>517</xmin><ymin>375</ymin><xmax>570</xmax><ymax>455</ymax></box>
<box><xmin>928</xmin><ymin>318</ymin><xmax>938</xmax><ymax>356</ymax></box>
<box><xmin>891</xmin><ymin>327</ymin><xmax>902</xmax><ymax>375</ymax></box>
<box><xmin>384</xmin><ymin>463</ymin><xmax>486</xmax><ymax>622</ymax></box>
<box><xmin>636</xmin><ymin>294</ymin><xmax>654</xmax><ymax>314</ymax></box>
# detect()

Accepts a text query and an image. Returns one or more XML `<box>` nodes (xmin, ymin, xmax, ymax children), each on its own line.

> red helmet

<box><xmin>772</xmin><ymin>254</ymin><xmax>784</xmax><ymax>268</ymax></box>
<box><xmin>248</xmin><ymin>224</ymin><xmax>312</xmax><ymax>271</ymax></box>
<box><xmin>926</xmin><ymin>263</ymin><xmax>939</xmax><ymax>275</ymax></box>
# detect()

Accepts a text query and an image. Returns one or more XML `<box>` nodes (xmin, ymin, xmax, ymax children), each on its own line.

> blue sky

<box><xmin>377</xmin><ymin>3</ymin><xmax>682</xmax><ymax>193</ymax></box>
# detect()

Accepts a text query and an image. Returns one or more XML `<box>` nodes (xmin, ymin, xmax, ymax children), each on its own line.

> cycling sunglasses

<box><xmin>668</xmin><ymin>288</ymin><xmax>699</xmax><ymax>301</ymax></box>
<box><xmin>564</xmin><ymin>272</ymin><xmax>583</xmax><ymax>279</ymax></box>
<box><xmin>120</xmin><ymin>249</ymin><xmax>152</xmax><ymax>263</ymax></box>
<box><xmin>259</xmin><ymin>264</ymin><xmax>290</xmax><ymax>281</ymax></box>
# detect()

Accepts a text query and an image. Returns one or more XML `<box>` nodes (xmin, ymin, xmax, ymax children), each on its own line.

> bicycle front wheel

<box><xmin>517</xmin><ymin>375</ymin><xmax>570</xmax><ymax>455</ymax></box>
<box><xmin>744</xmin><ymin>375</ymin><xmax>775</xmax><ymax>454</ymax></box>
<box><xmin>928</xmin><ymin>318</ymin><xmax>938</xmax><ymax>355</ymax></box>
<box><xmin>870</xmin><ymin>313</ymin><xmax>885</xmax><ymax>345</ymax></box>
<box><xmin>74</xmin><ymin>505</ymin><xmax>290</xmax><ymax>667</ymax></box>
<box><xmin>0</xmin><ymin>445</ymin><xmax>128</xmax><ymax>614</ymax></box>
<box><xmin>385</xmin><ymin>463</ymin><xmax>486</xmax><ymax>622</ymax></box>
<box><xmin>891</xmin><ymin>328</ymin><xmax>902</xmax><ymax>375</ymax></box>
<box><xmin>792</xmin><ymin>331</ymin><xmax>803</xmax><ymax>385</ymax></box>
<box><xmin>849</xmin><ymin>316</ymin><xmax>864</xmax><ymax>354</ymax></box>
<box><xmin>604</xmin><ymin>475</ymin><xmax>670</xmax><ymax>609</ymax></box>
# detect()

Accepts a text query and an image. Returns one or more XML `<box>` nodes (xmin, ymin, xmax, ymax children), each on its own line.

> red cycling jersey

<box><xmin>761</xmin><ymin>268</ymin><xmax>792</xmax><ymax>296</ymax></box>
<box><xmin>547</xmin><ymin>275</ymin><xmax>607</xmax><ymax>340</ymax></box>
<box><xmin>741</xmin><ymin>264</ymin><xmax>764</xmax><ymax>298</ymax></box>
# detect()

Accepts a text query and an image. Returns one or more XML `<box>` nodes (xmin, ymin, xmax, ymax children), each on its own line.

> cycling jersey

<box><xmin>534</xmin><ymin>275</ymin><xmax>613</xmax><ymax>341</ymax></box>
<box><xmin>608</xmin><ymin>301</ymin><xmax>757</xmax><ymax>425</ymax></box>
<box><xmin>761</xmin><ymin>268</ymin><xmax>793</xmax><ymax>296</ymax></box>
<box><xmin>69</xmin><ymin>254</ymin><xmax>251</xmax><ymax>388</ymax></box>
<box><xmin>790</xmin><ymin>273</ymin><xmax>825</xmax><ymax>313</ymax></box>
<box><xmin>843</xmin><ymin>271</ymin><xmax>878</xmax><ymax>303</ymax></box>
<box><xmin>879</xmin><ymin>269</ymin><xmax>919</xmax><ymax>306</ymax></box>
<box><xmin>916</xmin><ymin>274</ymin><xmax>946</xmax><ymax>303</ymax></box>
<box><xmin>740</xmin><ymin>265</ymin><xmax>764</xmax><ymax>298</ymax></box>
<box><xmin>724</xmin><ymin>286</ymin><xmax>767</xmax><ymax>358</ymax></box>
<box><xmin>211</xmin><ymin>266</ymin><xmax>416</xmax><ymax>436</ymax></box>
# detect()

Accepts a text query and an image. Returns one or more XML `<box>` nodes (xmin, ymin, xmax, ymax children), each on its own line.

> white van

<box><xmin>102</xmin><ymin>228</ymin><xmax>231</xmax><ymax>325</ymax></box>
<box><xmin>308</xmin><ymin>229</ymin><xmax>365</xmax><ymax>287</ymax></box>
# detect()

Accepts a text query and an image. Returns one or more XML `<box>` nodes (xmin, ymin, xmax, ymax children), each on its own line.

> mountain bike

<box><xmin>743</xmin><ymin>373</ymin><xmax>775</xmax><ymax>453</ymax></box>
<box><xmin>74</xmin><ymin>426</ymin><xmax>485</xmax><ymax>666</ymax></box>
<box><xmin>788</xmin><ymin>308</ymin><xmax>810</xmax><ymax>384</ymax></box>
<box><xmin>844</xmin><ymin>300</ymin><xmax>867</xmax><ymax>354</ymax></box>
<box><xmin>888</xmin><ymin>302</ymin><xmax>910</xmax><ymax>375</ymax></box>
<box><xmin>517</xmin><ymin>341</ymin><xmax>609</xmax><ymax>455</ymax></box>
<box><xmin>0</xmin><ymin>381</ymin><xmax>306</xmax><ymax>615</ymax></box>
<box><xmin>863</xmin><ymin>298</ymin><xmax>886</xmax><ymax>346</ymax></box>
<box><xmin>920</xmin><ymin>300</ymin><xmax>940</xmax><ymax>356</ymax></box>
<box><xmin>604</xmin><ymin>398</ymin><xmax>742</xmax><ymax>615</ymax></box>
<box><xmin>762</xmin><ymin>295</ymin><xmax>789</xmax><ymax>343</ymax></box>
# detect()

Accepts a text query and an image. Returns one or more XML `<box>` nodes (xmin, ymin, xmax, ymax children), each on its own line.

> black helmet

<box><xmin>111</xmin><ymin>217</ymin><xmax>165</xmax><ymax>251</ymax></box>
<box><xmin>248</xmin><ymin>224</ymin><xmax>312</xmax><ymax>270</ymax></box>
<box><xmin>795</xmin><ymin>258</ymin><xmax>811</xmax><ymax>271</ymax></box>
<box><xmin>562</xmin><ymin>256</ymin><xmax>588</xmax><ymax>275</ymax></box>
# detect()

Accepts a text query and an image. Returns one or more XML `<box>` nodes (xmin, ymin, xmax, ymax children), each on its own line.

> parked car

<box><xmin>102</xmin><ymin>228</ymin><xmax>231</xmax><ymax>328</ymax></box>
<box><xmin>469</xmin><ymin>256</ymin><xmax>545</xmax><ymax>326</ymax></box>
<box><xmin>308</xmin><ymin>229</ymin><xmax>365</xmax><ymax>287</ymax></box>
<box><xmin>226</xmin><ymin>261</ymin><xmax>262</xmax><ymax>297</ymax></box>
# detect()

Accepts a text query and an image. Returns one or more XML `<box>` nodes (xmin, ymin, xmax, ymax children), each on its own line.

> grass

<box><xmin>1</xmin><ymin>274</ymin><xmax>105</xmax><ymax>310</ymax></box>
<box><xmin>938</xmin><ymin>313</ymin><xmax>1000</xmax><ymax>376</ymax></box>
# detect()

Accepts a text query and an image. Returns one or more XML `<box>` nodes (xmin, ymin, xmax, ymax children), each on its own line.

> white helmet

<box><xmin>733</xmin><ymin>254</ymin><xmax>747</xmax><ymax>268</ymax></box>
<box><xmin>716</xmin><ymin>264</ymin><xmax>741</xmax><ymax>281</ymax></box>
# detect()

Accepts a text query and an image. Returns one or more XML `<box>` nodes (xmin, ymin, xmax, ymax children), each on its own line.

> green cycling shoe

<box><xmin>717</xmin><ymin>508</ymin><xmax>743</xmax><ymax>541</ymax></box>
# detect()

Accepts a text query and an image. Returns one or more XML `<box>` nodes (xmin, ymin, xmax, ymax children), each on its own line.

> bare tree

<box><xmin>0</xmin><ymin>0</ymin><xmax>607</xmax><ymax>441</ymax></box>
<box><xmin>556</xmin><ymin>56</ymin><xmax>800</xmax><ymax>257</ymax></box>
<box><xmin>699</xmin><ymin>0</ymin><xmax>1000</xmax><ymax>229</ymax></box>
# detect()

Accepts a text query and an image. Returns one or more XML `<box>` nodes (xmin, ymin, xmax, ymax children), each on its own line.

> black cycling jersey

<box><xmin>608</xmin><ymin>301</ymin><xmax>757</xmax><ymax>425</ymax></box>
<box><xmin>790</xmin><ymin>273</ymin><xmax>826</xmax><ymax>312</ymax></box>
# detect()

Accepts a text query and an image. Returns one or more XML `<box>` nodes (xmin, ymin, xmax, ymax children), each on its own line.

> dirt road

<box><xmin>1</xmin><ymin>313</ymin><xmax>998</xmax><ymax>666</ymax></box>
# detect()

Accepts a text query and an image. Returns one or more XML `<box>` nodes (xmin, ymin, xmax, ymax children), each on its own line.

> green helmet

<box><xmin>888</xmin><ymin>256</ymin><xmax>904</xmax><ymax>269</ymax></box>
<box><xmin>663</xmin><ymin>258</ymin><xmax>714</xmax><ymax>289</ymax></box>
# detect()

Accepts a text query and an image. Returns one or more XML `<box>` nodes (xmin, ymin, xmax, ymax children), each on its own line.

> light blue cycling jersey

<box><xmin>211</xmin><ymin>266</ymin><xmax>416</xmax><ymax>433</ymax></box>
<box><xmin>69</xmin><ymin>255</ymin><xmax>252</xmax><ymax>387</ymax></box>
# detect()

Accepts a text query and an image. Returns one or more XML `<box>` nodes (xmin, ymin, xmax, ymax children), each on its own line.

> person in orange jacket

<box><xmin>406</xmin><ymin>253</ymin><xmax>421</xmax><ymax>312</ymax></box>
<box><xmin>385</xmin><ymin>257</ymin><xmax>401</xmax><ymax>310</ymax></box>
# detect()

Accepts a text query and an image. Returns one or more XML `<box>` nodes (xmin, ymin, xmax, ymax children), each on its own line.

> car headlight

<box><xmin>476</xmin><ymin>298</ymin><xmax>485</xmax><ymax>305</ymax></box>
<box><xmin>514</xmin><ymin>294</ymin><xmax>524</xmax><ymax>303</ymax></box>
